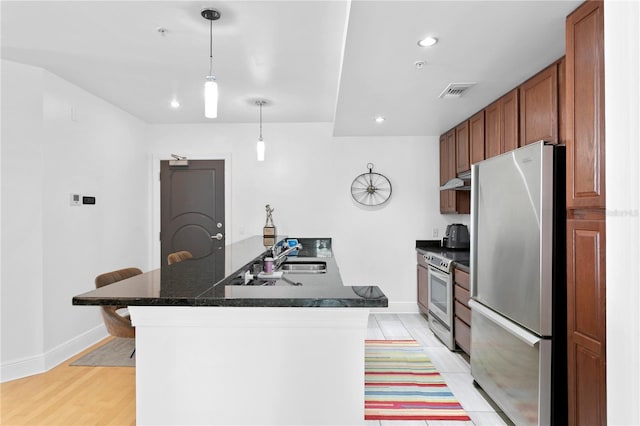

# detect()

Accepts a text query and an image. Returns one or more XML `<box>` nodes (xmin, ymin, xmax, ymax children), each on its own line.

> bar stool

<box><xmin>95</xmin><ymin>267</ymin><xmax>142</xmax><ymax>357</ymax></box>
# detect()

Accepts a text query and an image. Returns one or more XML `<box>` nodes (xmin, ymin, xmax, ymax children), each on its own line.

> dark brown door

<box><xmin>160</xmin><ymin>160</ymin><xmax>225</xmax><ymax>269</ymax></box>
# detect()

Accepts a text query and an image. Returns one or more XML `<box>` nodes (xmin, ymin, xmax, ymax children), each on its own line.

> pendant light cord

<box><xmin>259</xmin><ymin>102</ymin><xmax>263</xmax><ymax>141</ymax></box>
<box><xmin>208</xmin><ymin>19</ymin><xmax>213</xmax><ymax>76</ymax></box>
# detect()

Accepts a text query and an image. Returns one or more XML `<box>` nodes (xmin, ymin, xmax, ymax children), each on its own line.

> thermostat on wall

<box><xmin>82</xmin><ymin>196</ymin><xmax>96</xmax><ymax>205</ymax></box>
<box><xmin>70</xmin><ymin>193</ymin><xmax>81</xmax><ymax>206</ymax></box>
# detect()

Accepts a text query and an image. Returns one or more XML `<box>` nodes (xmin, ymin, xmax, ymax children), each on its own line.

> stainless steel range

<box><xmin>422</xmin><ymin>251</ymin><xmax>468</xmax><ymax>350</ymax></box>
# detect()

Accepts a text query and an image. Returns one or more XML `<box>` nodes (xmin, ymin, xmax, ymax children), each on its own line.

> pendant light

<box><xmin>201</xmin><ymin>8</ymin><xmax>220</xmax><ymax>118</ymax></box>
<box><xmin>256</xmin><ymin>100</ymin><xmax>266</xmax><ymax>161</ymax></box>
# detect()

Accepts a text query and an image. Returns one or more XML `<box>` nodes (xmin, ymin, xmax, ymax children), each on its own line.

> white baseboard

<box><xmin>370</xmin><ymin>301</ymin><xmax>420</xmax><ymax>314</ymax></box>
<box><xmin>44</xmin><ymin>324</ymin><xmax>108</xmax><ymax>370</ymax></box>
<box><xmin>0</xmin><ymin>353</ymin><xmax>46</xmax><ymax>383</ymax></box>
<box><xmin>1</xmin><ymin>324</ymin><xmax>108</xmax><ymax>383</ymax></box>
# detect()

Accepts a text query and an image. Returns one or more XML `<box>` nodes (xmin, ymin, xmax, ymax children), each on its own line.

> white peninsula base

<box><xmin>129</xmin><ymin>306</ymin><xmax>370</xmax><ymax>426</ymax></box>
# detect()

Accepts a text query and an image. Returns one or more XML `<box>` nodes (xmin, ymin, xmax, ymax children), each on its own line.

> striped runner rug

<box><xmin>365</xmin><ymin>339</ymin><xmax>470</xmax><ymax>421</ymax></box>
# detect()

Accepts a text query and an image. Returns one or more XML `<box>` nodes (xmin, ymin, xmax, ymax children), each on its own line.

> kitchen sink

<box><xmin>278</xmin><ymin>261</ymin><xmax>327</xmax><ymax>274</ymax></box>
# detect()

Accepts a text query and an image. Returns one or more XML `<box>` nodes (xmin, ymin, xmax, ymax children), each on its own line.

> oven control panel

<box><xmin>423</xmin><ymin>253</ymin><xmax>453</xmax><ymax>272</ymax></box>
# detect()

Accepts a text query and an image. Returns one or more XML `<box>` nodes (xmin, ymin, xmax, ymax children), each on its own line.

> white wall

<box><xmin>1</xmin><ymin>61</ymin><xmax>46</xmax><ymax>377</ymax></box>
<box><xmin>147</xmin><ymin>123</ymin><xmax>456</xmax><ymax>310</ymax></box>
<box><xmin>604</xmin><ymin>1</ymin><xmax>640</xmax><ymax>424</ymax></box>
<box><xmin>1</xmin><ymin>61</ymin><xmax>150</xmax><ymax>381</ymax></box>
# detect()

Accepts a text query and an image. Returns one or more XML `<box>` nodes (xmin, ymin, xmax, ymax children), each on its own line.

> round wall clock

<box><xmin>350</xmin><ymin>163</ymin><xmax>392</xmax><ymax>206</ymax></box>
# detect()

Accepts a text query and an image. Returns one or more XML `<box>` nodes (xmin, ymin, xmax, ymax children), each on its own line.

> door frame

<box><xmin>151</xmin><ymin>151</ymin><xmax>232</xmax><ymax>269</ymax></box>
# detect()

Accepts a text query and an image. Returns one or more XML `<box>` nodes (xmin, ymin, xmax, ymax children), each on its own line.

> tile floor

<box><xmin>365</xmin><ymin>313</ymin><xmax>513</xmax><ymax>426</ymax></box>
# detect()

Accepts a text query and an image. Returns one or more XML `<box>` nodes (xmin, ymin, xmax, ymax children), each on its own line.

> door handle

<box><xmin>469</xmin><ymin>300</ymin><xmax>541</xmax><ymax>347</ymax></box>
<box><xmin>211</xmin><ymin>233</ymin><xmax>224</xmax><ymax>241</ymax></box>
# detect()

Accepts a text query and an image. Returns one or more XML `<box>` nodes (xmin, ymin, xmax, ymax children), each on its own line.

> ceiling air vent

<box><xmin>438</xmin><ymin>82</ymin><xmax>476</xmax><ymax>99</ymax></box>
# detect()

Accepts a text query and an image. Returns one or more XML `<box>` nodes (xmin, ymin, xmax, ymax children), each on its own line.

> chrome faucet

<box><xmin>274</xmin><ymin>243</ymin><xmax>302</xmax><ymax>268</ymax></box>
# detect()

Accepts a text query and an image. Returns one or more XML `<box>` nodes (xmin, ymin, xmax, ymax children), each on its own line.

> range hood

<box><xmin>440</xmin><ymin>170</ymin><xmax>471</xmax><ymax>191</ymax></box>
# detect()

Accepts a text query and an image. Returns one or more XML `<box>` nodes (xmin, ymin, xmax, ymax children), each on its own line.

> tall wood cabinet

<box><xmin>566</xmin><ymin>1</ymin><xmax>606</xmax><ymax>425</ymax></box>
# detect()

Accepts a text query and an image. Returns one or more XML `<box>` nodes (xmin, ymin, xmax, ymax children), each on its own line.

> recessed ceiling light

<box><xmin>375</xmin><ymin>116</ymin><xmax>385</xmax><ymax>123</ymax></box>
<box><xmin>417</xmin><ymin>36</ymin><xmax>438</xmax><ymax>47</ymax></box>
<box><xmin>170</xmin><ymin>99</ymin><xmax>180</xmax><ymax>109</ymax></box>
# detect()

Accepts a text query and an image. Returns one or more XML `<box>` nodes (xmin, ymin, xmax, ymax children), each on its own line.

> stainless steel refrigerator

<box><xmin>470</xmin><ymin>141</ymin><xmax>566</xmax><ymax>425</ymax></box>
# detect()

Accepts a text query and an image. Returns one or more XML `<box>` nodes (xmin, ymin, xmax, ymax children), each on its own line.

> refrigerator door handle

<box><xmin>469</xmin><ymin>300</ymin><xmax>541</xmax><ymax>347</ymax></box>
<box><xmin>470</xmin><ymin>164</ymin><xmax>478</xmax><ymax>299</ymax></box>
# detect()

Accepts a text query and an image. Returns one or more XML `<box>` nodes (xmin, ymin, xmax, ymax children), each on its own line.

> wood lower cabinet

<box><xmin>520</xmin><ymin>62</ymin><xmax>559</xmax><ymax>146</ymax></box>
<box><xmin>453</xmin><ymin>267</ymin><xmax>471</xmax><ymax>355</ymax></box>
<box><xmin>417</xmin><ymin>253</ymin><xmax>429</xmax><ymax>314</ymax></box>
<box><xmin>567</xmin><ymin>214</ymin><xmax>606</xmax><ymax>426</ymax></box>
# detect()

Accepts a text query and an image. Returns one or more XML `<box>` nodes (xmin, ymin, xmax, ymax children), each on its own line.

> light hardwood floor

<box><xmin>1</xmin><ymin>337</ymin><xmax>135</xmax><ymax>425</ymax></box>
<box><xmin>1</xmin><ymin>314</ymin><xmax>508</xmax><ymax>425</ymax></box>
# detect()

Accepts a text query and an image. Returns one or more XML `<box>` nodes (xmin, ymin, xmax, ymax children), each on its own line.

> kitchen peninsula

<box><xmin>73</xmin><ymin>236</ymin><xmax>387</xmax><ymax>426</ymax></box>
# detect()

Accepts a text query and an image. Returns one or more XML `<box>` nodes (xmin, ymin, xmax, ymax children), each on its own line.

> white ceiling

<box><xmin>1</xmin><ymin>0</ymin><xmax>581</xmax><ymax>136</ymax></box>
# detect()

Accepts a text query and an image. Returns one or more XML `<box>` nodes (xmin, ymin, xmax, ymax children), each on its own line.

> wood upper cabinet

<box><xmin>484</xmin><ymin>89</ymin><xmax>519</xmax><ymax>159</ymax></box>
<box><xmin>469</xmin><ymin>110</ymin><xmax>485</xmax><ymax>165</ymax></box>
<box><xmin>455</xmin><ymin>120</ymin><xmax>470</xmax><ymax>174</ymax></box>
<box><xmin>502</xmin><ymin>89</ymin><xmax>519</xmax><ymax>152</ymax></box>
<box><xmin>566</xmin><ymin>0</ymin><xmax>605</xmax><ymax>209</ymax></box>
<box><xmin>520</xmin><ymin>63</ymin><xmax>559</xmax><ymax>146</ymax></box>
<box><xmin>439</xmin><ymin>133</ymin><xmax>454</xmax><ymax>213</ymax></box>
<box><xmin>567</xmin><ymin>214</ymin><xmax>606</xmax><ymax>426</ymax></box>
<box><xmin>439</xmin><ymin>130</ymin><xmax>470</xmax><ymax>214</ymax></box>
<box><xmin>558</xmin><ymin>57</ymin><xmax>567</xmax><ymax>144</ymax></box>
<box><xmin>485</xmin><ymin>101</ymin><xmax>501</xmax><ymax>159</ymax></box>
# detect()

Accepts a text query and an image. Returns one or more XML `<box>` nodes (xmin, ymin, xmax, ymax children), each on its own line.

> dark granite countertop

<box><xmin>416</xmin><ymin>239</ymin><xmax>470</xmax><ymax>270</ymax></box>
<box><xmin>73</xmin><ymin>236</ymin><xmax>387</xmax><ymax>308</ymax></box>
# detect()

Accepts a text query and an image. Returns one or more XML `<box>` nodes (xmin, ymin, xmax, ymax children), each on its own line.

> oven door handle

<box><xmin>427</xmin><ymin>266</ymin><xmax>450</xmax><ymax>282</ymax></box>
